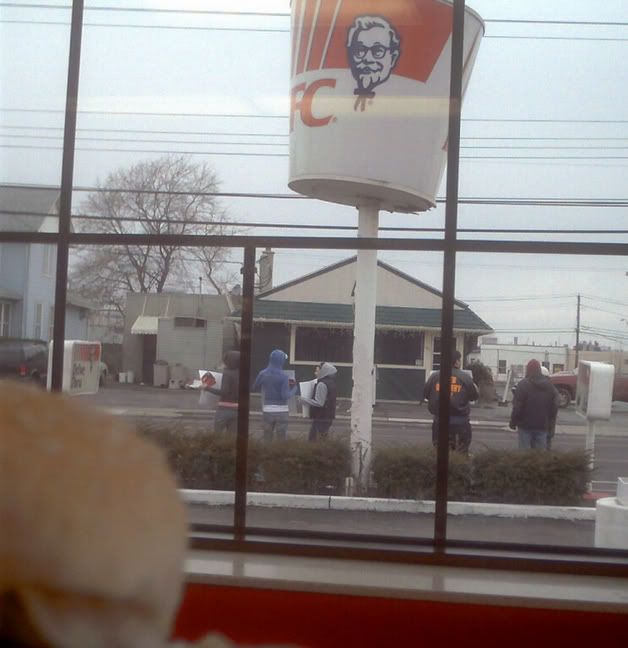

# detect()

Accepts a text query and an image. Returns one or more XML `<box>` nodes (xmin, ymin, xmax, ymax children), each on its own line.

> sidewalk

<box><xmin>187</xmin><ymin>502</ymin><xmax>596</xmax><ymax>548</ymax></box>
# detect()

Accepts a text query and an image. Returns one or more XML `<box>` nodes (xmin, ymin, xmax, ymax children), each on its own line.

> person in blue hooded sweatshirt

<box><xmin>252</xmin><ymin>349</ymin><xmax>297</xmax><ymax>441</ymax></box>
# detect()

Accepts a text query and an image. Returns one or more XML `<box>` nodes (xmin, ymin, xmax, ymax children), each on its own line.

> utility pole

<box><xmin>575</xmin><ymin>293</ymin><xmax>581</xmax><ymax>369</ymax></box>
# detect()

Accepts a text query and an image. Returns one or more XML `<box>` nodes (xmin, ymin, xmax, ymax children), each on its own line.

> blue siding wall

<box><xmin>25</xmin><ymin>244</ymin><xmax>56</xmax><ymax>340</ymax></box>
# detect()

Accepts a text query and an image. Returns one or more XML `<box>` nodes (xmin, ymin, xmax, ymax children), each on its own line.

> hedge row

<box><xmin>142</xmin><ymin>425</ymin><xmax>351</xmax><ymax>495</ymax></box>
<box><xmin>140</xmin><ymin>425</ymin><xmax>591</xmax><ymax>505</ymax></box>
<box><xmin>372</xmin><ymin>446</ymin><xmax>591</xmax><ymax>505</ymax></box>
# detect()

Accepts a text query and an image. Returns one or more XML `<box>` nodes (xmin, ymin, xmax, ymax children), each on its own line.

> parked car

<box><xmin>549</xmin><ymin>369</ymin><xmax>628</xmax><ymax>408</ymax></box>
<box><xmin>0</xmin><ymin>338</ymin><xmax>48</xmax><ymax>386</ymax></box>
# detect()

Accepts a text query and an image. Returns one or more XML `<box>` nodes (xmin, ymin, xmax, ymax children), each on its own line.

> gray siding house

<box><xmin>0</xmin><ymin>186</ymin><xmax>90</xmax><ymax>341</ymax></box>
<box><xmin>122</xmin><ymin>292</ymin><xmax>234</xmax><ymax>385</ymax></box>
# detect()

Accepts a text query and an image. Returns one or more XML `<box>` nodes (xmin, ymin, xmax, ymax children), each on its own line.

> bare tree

<box><xmin>70</xmin><ymin>155</ymin><xmax>234</xmax><ymax>313</ymax></box>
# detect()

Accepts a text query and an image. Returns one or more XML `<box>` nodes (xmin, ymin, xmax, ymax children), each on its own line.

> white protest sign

<box><xmin>198</xmin><ymin>370</ymin><xmax>222</xmax><ymax>409</ymax></box>
<box><xmin>299</xmin><ymin>378</ymin><xmax>317</xmax><ymax>418</ymax></box>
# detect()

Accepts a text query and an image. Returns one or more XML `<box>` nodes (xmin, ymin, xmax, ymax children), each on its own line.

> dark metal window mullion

<box><xmin>434</xmin><ymin>0</ymin><xmax>466</xmax><ymax>547</ymax></box>
<box><xmin>234</xmin><ymin>245</ymin><xmax>256</xmax><ymax>538</ymax></box>
<box><xmin>51</xmin><ymin>0</ymin><xmax>84</xmax><ymax>391</ymax></box>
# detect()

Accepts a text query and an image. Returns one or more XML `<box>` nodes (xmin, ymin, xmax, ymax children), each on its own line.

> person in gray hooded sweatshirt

<box><xmin>509</xmin><ymin>358</ymin><xmax>559</xmax><ymax>449</ymax></box>
<box><xmin>300</xmin><ymin>362</ymin><xmax>338</xmax><ymax>441</ymax></box>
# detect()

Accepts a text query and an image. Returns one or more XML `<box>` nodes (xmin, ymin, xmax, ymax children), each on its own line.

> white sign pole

<box><xmin>350</xmin><ymin>203</ymin><xmax>379</xmax><ymax>493</ymax></box>
<box><xmin>586</xmin><ymin>419</ymin><xmax>596</xmax><ymax>493</ymax></box>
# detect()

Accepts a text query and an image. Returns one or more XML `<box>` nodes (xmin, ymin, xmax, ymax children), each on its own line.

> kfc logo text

<box><xmin>290</xmin><ymin>78</ymin><xmax>337</xmax><ymax>132</ymax></box>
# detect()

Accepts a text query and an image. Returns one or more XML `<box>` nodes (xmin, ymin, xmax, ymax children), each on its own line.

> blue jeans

<box><xmin>263</xmin><ymin>411</ymin><xmax>289</xmax><ymax>442</ymax></box>
<box><xmin>518</xmin><ymin>428</ymin><xmax>548</xmax><ymax>450</ymax></box>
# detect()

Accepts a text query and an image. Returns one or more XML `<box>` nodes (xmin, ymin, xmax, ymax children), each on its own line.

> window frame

<box><xmin>2</xmin><ymin>0</ymin><xmax>626</xmax><ymax>579</ymax></box>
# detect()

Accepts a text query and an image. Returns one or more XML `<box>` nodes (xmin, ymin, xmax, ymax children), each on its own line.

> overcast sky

<box><xmin>1</xmin><ymin>0</ymin><xmax>627</xmax><ymax>348</ymax></box>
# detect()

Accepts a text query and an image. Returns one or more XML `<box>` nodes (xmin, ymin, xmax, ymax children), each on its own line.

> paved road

<box><xmin>86</xmin><ymin>384</ymin><xmax>628</xmax><ymax>490</ymax></box>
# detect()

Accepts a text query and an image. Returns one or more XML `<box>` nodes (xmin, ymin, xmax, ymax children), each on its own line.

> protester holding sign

<box><xmin>299</xmin><ymin>362</ymin><xmax>338</xmax><ymax>441</ymax></box>
<box><xmin>203</xmin><ymin>350</ymin><xmax>240</xmax><ymax>435</ymax></box>
<box><xmin>252</xmin><ymin>349</ymin><xmax>297</xmax><ymax>442</ymax></box>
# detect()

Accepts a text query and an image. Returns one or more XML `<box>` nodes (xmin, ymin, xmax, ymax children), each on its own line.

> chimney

<box><xmin>258</xmin><ymin>247</ymin><xmax>274</xmax><ymax>293</ymax></box>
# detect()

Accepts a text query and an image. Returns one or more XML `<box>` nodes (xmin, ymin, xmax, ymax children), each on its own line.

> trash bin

<box><xmin>153</xmin><ymin>360</ymin><xmax>169</xmax><ymax>388</ymax></box>
<box><xmin>126</xmin><ymin>370</ymin><xmax>135</xmax><ymax>384</ymax></box>
<box><xmin>169</xmin><ymin>363</ymin><xmax>187</xmax><ymax>388</ymax></box>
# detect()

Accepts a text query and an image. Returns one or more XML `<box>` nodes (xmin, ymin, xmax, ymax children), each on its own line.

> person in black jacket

<box><xmin>509</xmin><ymin>359</ymin><xmax>559</xmax><ymax>450</ymax></box>
<box><xmin>423</xmin><ymin>351</ymin><xmax>479</xmax><ymax>454</ymax></box>
<box><xmin>300</xmin><ymin>362</ymin><xmax>337</xmax><ymax>441</ymax></box>
<box><xmin>204</xmin><ymin>350</ymin><xmax>240</xmax><ymax>435</ymax></box>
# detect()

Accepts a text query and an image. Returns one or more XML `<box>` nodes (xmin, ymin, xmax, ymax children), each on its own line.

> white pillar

<box><xmin>351</xmin><ymin>204</ymin><xmax>379</xmax><ymax>493</ymax></box>
<box><xmin>586</xmin><ymin>419</ymin><xmax>597</xmax><ymax>492</ymax></box>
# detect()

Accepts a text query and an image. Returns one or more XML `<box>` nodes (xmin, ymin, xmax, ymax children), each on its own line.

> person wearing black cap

<box><xmin>509</xmin><ymin>359</ymin><xmax>559</xmax><ymax>449</ymax></box>
<box><xmin>423</xmin><ymin>350</ymin><xmax>478</xmax><ymax>454</ymax></box>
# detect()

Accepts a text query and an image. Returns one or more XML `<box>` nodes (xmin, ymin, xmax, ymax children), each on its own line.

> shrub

<box><xmin>371</xmin><ymin>446</ymin><xmax>471</xmax><ymax>501</ymax></box>
<box><xmin>138</xmin><ymin>424</ymin><xmax>591</xmax><ymax>505</ymax></box>
<box><xmin>137</xmin><ymin>423</ymin><xmax>348</xmax><ymax>493</ymax></box>
<box><xmin>257</xmin><ymin>438</ymin><xmax>351</xmax><ymax>495</ymax></box>
<box><xmin>472</xmin><ymin>448</ymin><xmax>591</xmax><ymax>506</ymax></box>
<box><xmin>137</xmin><ymin>423</ymin><xmax>260</xmax><ymax>490</ymax></box>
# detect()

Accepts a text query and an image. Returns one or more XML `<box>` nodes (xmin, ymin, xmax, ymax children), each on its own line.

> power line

<box><xmin>2</xmin><ymin>127</ymin><xmax>628</xmax><ymax>142</ymax></box>
<box><xmin>2</xmin><ymin>108</ymin><xmax>628</xmax><ymax>125</ymax></box>
<box><xmin>2</xmin><ymin>5</ymin><xmax>627</xmax><ymax>26</ymax></box>
<box><xmin>3</xmin><ymin>184</ymin><xmax>628</xmax><ymax>208</ymax></box>
<box><xmin>463</xmin><ymin>295</ymin><xmax>576</xmax><ymax>302</ymax></box>
<box><xmin>582</xmin><ymin>295</ymin><xmax>628</xmax><ymax>308</ymax></box>
<box><xmin>7</xmin><ymin>133</ymin><xmax>628</xmax><ymax>151</ymax></box>
<box><xmin>4</xmin><ymin>18</ymin><xmax>628</xmax><ymax>41</ymax></box>
<box><xmin>1</xmin><ymin>19</ymin><xmax>291</xmax><ymax>33</ymax></box>
<box><xmin>4</xmin><ymin>142</ymin><xmax>628</xmax><ymax>161</ymax></box>
<box><xmin>5</xmin><ymin>208</ymin><xmax>628</xmax><ymax>237</ymax></box>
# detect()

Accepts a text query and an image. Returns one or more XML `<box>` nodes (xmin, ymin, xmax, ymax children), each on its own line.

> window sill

<box><xmin>185</xmin><ymin>548</ymin><xmax>628</xmax><ymax>613</ymax></box>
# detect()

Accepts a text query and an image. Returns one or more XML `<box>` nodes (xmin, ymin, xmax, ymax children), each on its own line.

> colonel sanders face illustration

<box><xmin>347</xmin><ymin>16</ymin><xmax>401</xmax><ymax>109</ymax></box>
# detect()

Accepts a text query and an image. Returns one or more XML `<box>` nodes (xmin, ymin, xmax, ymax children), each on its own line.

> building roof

<box><xmin>0</xmin><ymin>185</ymin><xmax>59</xmax><ymax>232</ymax></box>
<box><xmin>66</xmin><ymin>293</ymin><xmax>97</xmax><ymax>311</ymax></box>
<box><xmin>258</xmin><ymin>256</ymin><xmax>470</xmax><ymax>309</ymax></box>
<box><xmin>236</xmin><ymin>299</ymin><xmax>492</xmax><ymax>332</ymax></box>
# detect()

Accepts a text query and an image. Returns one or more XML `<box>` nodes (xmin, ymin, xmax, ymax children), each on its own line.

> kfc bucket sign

<box><xmin>289</xmin><ymin>0</ymin><xmax>484</xmax><ymax>212</ymax></box>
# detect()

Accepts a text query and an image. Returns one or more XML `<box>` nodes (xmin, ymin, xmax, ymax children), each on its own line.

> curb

<box><xmin>181</xmin><ymin>489</ymin><xmax>596</xmax><ymax>521</ymax></box>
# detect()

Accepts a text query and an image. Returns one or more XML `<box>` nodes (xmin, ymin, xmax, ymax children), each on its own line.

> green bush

<box><xmin>472</xmin><ymin>448</ymin><xmax>591</xmax><ymax>506</ymax></box>
<box><xmin>138</xmin><ymin>424</ymin><xmax>260</xmax><ymax>490</ymax></box>
<box><xmin>138</xmin><ymin>424</ymin><xmax>348</xmax><ymax>493</ymax></box>
<box><xmin>372</xmin><ymin>446</ymin><xmax>471</xmax><ymax>501</ymax></box>
<box><xmin>138</xmin><ymin>424</ymin><xmax>591</xmax><ymax>505</ymax></box>
<box><xmin>257</xmin><ymin>438</ymin><xmax>351</xmax><ymax>495</ymax></box>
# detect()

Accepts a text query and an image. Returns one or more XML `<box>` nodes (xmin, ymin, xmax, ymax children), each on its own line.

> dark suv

<box><xmin>0</xmin><ymin>338</ymin><xmax>48</xmax><ymax>386</ymax></box>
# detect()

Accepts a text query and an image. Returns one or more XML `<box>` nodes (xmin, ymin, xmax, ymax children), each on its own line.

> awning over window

<box><xmin>131</xmin><ymin>315</ymin><xmax>160</xmax><ymax>335</ymax></box>
<box><xmin>0</xmin><ymin>286</ymin><xmax>22</xmax><ymax>301</ymax></box>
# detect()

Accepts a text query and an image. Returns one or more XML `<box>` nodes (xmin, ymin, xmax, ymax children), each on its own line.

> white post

<box><xmin>351</xmin><ymin>203</ymin><xmax>379</xmax><ymax>493</ymax></box>
<box><xmin>585</xmin><ymin>419</ymin><xmax>596</xmax><ymax>492</ymax></box>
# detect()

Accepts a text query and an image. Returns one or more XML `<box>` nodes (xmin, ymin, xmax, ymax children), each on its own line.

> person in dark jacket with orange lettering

<box><xmin>423</xmin><ymin>351</ymin><xmax>478</xmax><ymax>454</ymax></box>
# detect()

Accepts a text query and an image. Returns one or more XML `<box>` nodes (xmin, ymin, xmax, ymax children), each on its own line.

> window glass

<box><xmin>247</xmin><ymin>248</ymin><xmax>445</xmax><ymax>537</ymax></box>
<box><xmin>450</xmin><ymin>252</ymin><xmax>628</xmax><ymax>547</ymax></box>
<box><xmin>72</xmin><ymin>244</ymin><xmax>244</xmax><ymax>506</ymax></box>
<box><xmin>0</xmin><ymin>2</ymin><xmax>68</xmax><ymax>233</ymax></box>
